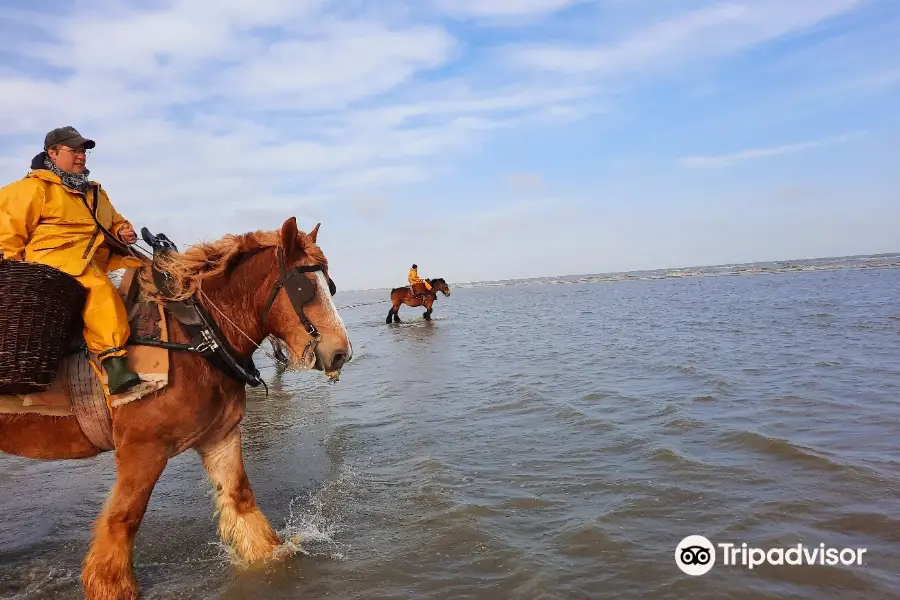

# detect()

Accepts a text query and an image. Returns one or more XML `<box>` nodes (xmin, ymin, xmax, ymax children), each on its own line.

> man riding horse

<box><xmin>408</xmin><ymin>263</ymin><xmax>432</xmax><ymax>296</ymax></box>
<box><xmin>0</xmin><ymin>126</ymin><xmax>143</xmax><ymax>395</ymax></box>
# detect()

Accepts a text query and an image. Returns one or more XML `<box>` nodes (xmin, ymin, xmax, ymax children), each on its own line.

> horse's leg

<box><xmin>423</xmin><ymin>296</ymin><xmax>434</xmax><ymax>320</ymax></box>
<box><xmin>392</xmin><ymin>298</ymin><xmax>402</xmax><ymax>323</ymax></box>
<box><xmin>82</xmin><ymin>443</ymin><xmax>169</xmax><ymax>600</ymax></box>
<box><xmin>199</xmin><ymin>429</ymin><xmax>281</xmax><ymax>565</ymax></box>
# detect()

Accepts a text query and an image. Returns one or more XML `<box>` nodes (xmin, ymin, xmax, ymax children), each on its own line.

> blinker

<box><xmin>284</xmin><ymin>269</ymin><xmax>316</xmax><ymax>304</ymax></box>
<box><xmin>260</xmin><ymin>247</ymin><xmax>337</xmax><ymax>340</ymax></box>
<box><xmin>283</xmin><ymin>267</ymin><xmax>336</xmax><ymax>303</ymax></box>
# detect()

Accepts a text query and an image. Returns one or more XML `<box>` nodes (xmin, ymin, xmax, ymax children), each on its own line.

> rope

<box><xmin>197</xmin><ymin>282</ymin><xmax>262</xmax><ymax>350</ymax></box>
<box><xmin>335</xmin><ymin>299</ymin><xmax>388</xmax><ymax>310</ymax></box>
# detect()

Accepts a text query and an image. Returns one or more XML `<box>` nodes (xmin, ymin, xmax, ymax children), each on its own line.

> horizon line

<box><xmin>341</xmin><ymin>249</ymin><xmax>900</xmax><ymax>293</ymax></box>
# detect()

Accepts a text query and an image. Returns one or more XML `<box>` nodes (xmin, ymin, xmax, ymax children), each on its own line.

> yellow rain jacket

<box><xmin>0</xmin><ymin>165</ymin><xmax>142</xmax><ymax>356</ymax></box>
<box><xmin>0</xmin><ymin>168</ymin><xmax>138</xmax><ymax>274</ymax></box>
<box><xmin>408</xmin><ymin>267</ymin><xmax>432</xmax><ymax>291</ymax></box>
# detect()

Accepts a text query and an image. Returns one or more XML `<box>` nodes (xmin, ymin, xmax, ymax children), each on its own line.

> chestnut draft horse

<box><xmin>386</xmin><ymin>278</ymin><xmax>450</xmax><ymax>324</ymax></box>
<box><xmin>0</xmin><ymin>217</ymin><xmax>351</xmax><ymax>600</ymax></box>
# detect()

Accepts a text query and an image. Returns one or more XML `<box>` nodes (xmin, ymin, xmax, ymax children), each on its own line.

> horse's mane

<box><xmin>137</xmin><ymin>228</ymin><xmax>326</xmax><ymax>301</ymax></box>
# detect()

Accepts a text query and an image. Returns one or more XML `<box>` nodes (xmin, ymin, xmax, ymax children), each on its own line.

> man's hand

<box><xmin>117</xmin><ymin>224</ymin><xmax>137</xmax><ymax>244</ymax></box>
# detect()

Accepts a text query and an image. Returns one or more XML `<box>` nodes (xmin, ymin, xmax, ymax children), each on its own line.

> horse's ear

<box><xmin>308</xmin><ymin>222</ymin><xmax>321</xmax><ymax>244</ymax></box>
<box><xmin>280</xmin><ymin>217</ymin><xmax>299</xmax><ymax>257</ymax></box>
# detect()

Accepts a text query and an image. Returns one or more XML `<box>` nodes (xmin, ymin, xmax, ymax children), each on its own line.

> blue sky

<box><xmin>0</xmin><ymin>0</ymin><xmax>898</xmax><ymax>289</ymax></box>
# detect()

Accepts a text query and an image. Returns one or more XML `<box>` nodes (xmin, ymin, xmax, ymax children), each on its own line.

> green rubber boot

<box><xmin>102</xmin><ymin>356</ymin><xmax>141</xmax><ymax>395</ymax></box>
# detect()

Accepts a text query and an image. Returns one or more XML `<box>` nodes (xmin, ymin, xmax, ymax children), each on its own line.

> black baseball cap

<box><xmin>43</xmin><ymin>126</ymin><xmax>96</xmax><ymax>150</ymax></box>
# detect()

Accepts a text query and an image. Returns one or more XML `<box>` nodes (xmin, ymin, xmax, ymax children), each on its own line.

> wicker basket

<box><xmin>0</xmin><ymin>259</ymin><xmax>87</xmax><ymax>394</ymax></box>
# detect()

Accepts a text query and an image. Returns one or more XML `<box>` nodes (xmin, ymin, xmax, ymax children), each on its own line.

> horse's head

<box><xmin>262</xmin><ymin>217</ymin><xmax>352</xmax><ymax>380</ymax></box>
<box><xmin>428</xmin><ymin>278</ymin><xmax>451</xmax><ymax>297</ymax></box>
<box><xmin>138</xmin><ymin>217</ymin><xmax>352</xmax><ymax>381</ymax></box>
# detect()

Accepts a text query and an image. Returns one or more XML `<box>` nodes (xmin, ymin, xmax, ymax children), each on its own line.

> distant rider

<box><xmin>408</xmin><ymin>263</ymin><xmax>432</xmax><ymax>294</ymax></box>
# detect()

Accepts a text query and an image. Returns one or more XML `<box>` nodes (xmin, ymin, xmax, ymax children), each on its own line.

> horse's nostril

<box><xmin>330</xmin><ymin>351</ymin><xmax>347</xmax><ymax>369</ymax></box>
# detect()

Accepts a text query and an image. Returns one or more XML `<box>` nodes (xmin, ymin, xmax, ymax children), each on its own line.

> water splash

<box><xmin>276</xmin><ymin>463</ymin><xmax>363</xmax><ymax>562</ymax></box>
<box><xmin>200</xmin><ymin>465</ymin><xmax>363</xmax><ymax>568</ymax></box>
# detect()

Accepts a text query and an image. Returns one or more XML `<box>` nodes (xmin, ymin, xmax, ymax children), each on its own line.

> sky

<box><xmin>0</xmin><ymin>0</ymin><xmax>898</xmax><ymax>290</ymax></box>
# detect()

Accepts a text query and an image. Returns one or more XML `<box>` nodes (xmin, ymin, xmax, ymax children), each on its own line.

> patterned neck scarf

<box><xmin>43</xmin><ymin>155</ymin><xmax>92</xmax><ymax>194</ymax></box>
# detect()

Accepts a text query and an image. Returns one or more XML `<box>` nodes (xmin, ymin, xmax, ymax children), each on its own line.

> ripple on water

<box><xmin>555</xmin><ymin>522</ymin><xmax>636</xmax><ymax>559</ymax></box>
<box><xmin>718</xmin><ymin>429</ymin><xmax>899</xmax><ymax>493</ymax></box>
<box><xmin>815</xmin><ymin>512</ymin><xmax>900</xmax><ymax>543</ymax></box>
<box><xmin>719</xmin><ymin>430</ymin><xmax>846</xmax><ymax>471</ymax></box>
<box><xmin>693</xmin><ymin>394</ymin><xmax>717</xmax><ymax>403</ymax></box>
<box><xmin>0</xmin><ymin>566</ymin><xmax>80</xmax><ymax>600</ymax></box>
<box><xmin>663</xmin><ymin>417</ymin><xmax>707</xmax><ymax>433</ymax></box>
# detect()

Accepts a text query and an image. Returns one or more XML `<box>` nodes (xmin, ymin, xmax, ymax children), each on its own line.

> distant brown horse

<box><xmin>0</xmin><ymin>217</ymin><xmax>351</xmax><ymax>600</ymax></box>
<box><xmin>386</xmin><ymin>278</ymin><xmax>450</xmax><ymax>323</ymax></box>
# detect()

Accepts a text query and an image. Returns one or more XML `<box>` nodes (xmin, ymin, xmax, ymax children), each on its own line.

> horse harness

<box><xmin>409</xmin><ymin>281</ymin><xmax>434</xmax><ymax>300</ymax></box>
<box><xmin>130</xmin><ymin>229</ymin><xmax>335</xmax><ymax>391</ymax></box>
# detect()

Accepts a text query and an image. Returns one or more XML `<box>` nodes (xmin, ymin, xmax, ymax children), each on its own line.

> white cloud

<box><xmin>505</xmin><ymin>0</ymin><xmax>867</xmax><ymax>75</ymax></box>
<box><xmin>433</xmin><ymin>0</ymin><xmax>588</xmax><ymax>19</ymax></box>
<box><xmin>21</xmin><ymin>0</ymin><xmax>322</xmax><ymax>77</ymax></box>
<box><xmin>224</xmin><ymin>22</ymin><xmax>458</xmax><ymax>110</ymax></box>
<box><xmin>0</xmin><ymin>2</ymin><xmax>594</xmax><ymax>251</ymax></box>
<box><xmin>679</xmin><ymin>131</ymin><xmax>865</xmax><ymax>168</ymax></box>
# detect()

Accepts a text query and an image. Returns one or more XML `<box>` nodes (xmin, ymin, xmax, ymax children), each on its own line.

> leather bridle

<box><xmin>260</xmin><ymin>246</ymin><xmax>336</xmax><ymax>341</ymax></box>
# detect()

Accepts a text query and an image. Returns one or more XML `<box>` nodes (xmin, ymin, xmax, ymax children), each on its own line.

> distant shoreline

<box><xmin>344</xmin><ymin>252</ymin><xmax>900</xmax><ymax>293</ymax></box>
<box><xmin>458</xmin><ymin>261</ymin><xmax>900</xmax><ymax>289</ymax></box>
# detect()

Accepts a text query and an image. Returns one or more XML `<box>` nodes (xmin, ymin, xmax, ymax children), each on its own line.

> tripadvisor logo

<box><xmin>674</xmin><ymin>535</ymin><xmax>867</xmax><ymax>576</ymax></box>
<box><xmin>676</xmin><ymin>535</ymin><xmax>715</xmax><ymax>576</ymax></box>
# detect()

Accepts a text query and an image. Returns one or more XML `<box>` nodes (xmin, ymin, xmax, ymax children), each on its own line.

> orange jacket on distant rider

<box><xmin>408</xmin><ymin>267</ymin><xmax>432</xmax><ymax>291</ymax></box>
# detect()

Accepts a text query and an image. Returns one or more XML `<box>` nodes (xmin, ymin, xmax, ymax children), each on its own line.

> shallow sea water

<box><xmin>1</xmin><ymin>266</ymin><xmax>899</xmax><ymax>599</ymax></box>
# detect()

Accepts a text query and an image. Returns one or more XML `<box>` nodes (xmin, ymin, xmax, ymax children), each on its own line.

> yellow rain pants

<box><xmin>79</xmin><ymin>261</ymin><xmax>129</xmax><ymax>358</ymax></box>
